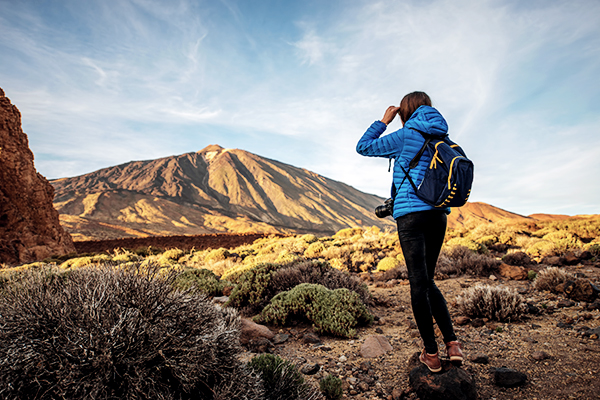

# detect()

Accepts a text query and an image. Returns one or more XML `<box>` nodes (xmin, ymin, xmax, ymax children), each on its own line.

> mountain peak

<box><xmin>197</xmin><ymin>144</ymin><xmax>232</xmax><ymax>164</ymax></box>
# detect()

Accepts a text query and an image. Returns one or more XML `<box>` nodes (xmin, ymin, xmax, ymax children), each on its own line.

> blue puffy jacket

<box><xmin>356</xmin><ymin>105</ymin><xmax>451</xmax><ymax>219</ymax></box>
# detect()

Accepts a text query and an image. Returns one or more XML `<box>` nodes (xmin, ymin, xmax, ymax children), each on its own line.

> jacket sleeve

<box><xmin>356</xmin><ymin>120</ymin><xmax>404</xmax><ymax>158</ymax></box>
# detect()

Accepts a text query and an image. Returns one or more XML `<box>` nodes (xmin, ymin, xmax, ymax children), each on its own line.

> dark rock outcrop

<box><xmin>407</xmin><ymin>352</ymin><xmax>478</xmax><ymax>400</ymax></box>
<box><xmin>0</xmin><ymin>88</ymin><xmax>75</xmax><ymax>264</ymax></box>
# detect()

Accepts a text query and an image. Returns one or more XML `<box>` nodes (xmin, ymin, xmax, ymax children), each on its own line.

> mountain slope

<box><xmin>52</xmin><ymin>145</ymin><xmax>396</xmax><ymax>240</ymax></box>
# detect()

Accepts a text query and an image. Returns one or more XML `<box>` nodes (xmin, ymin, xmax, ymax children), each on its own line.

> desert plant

<box><xmin>248</xmin><ymin>354</ymin><xmax>320</xmax><ymax>400</ymax></box>
<box><xmin>333</xmin><ymin>228</ymin><xmax>364</xmax><ymax>239</ymax></box>
<box><xmin>257</xmin><ymin>283</ymin><xmax>373</xmax><ymax>338</ymax></box>
<box><xmin>436</xmin><ymin>246</ymin><xmax>501</xmax><ymax>277</ymax></box>
<box><xmin>375</xmin><ymin>256</ymin><xmax>402</xmax><ymax>272</ymax></box>
<box><xmin>542</xmin><ymin>231</ymin><xmax>583</xmax><ymax>253</ymax></box>
<box><xmin>205</xmin><ymin>247</ymin><xmax>233</xmax><ymax>263</ymax></box>
<box><xmin>526</xmin><ymin>239</ymin><xmax>557</xmax><ymax>258</ymax></box>
<box><xmin>226</xmin><ymin>263</ymin><xmax>282</xmax><ymax>313</ymax></box>
<box><xmin>533</xmin><ymin>266</ymin><xmax>576</xmax><ymax>292</ymax></box>
<box><xmin>300</xmin><ymin>234</ymin><xmax>319</xmax><ymax>244</ymax></box>
<box><xmin>502</xmin><ymin>251</ymin><xmax>533</xmax><ymax>266</ymax></box>
<box><xmin>60</xmin><ymin>254</ymin><xmax>111</xmax><ymax>269</ymax></box>
<box><xmin>173</xmin><ymin>267</ymin><xmax>227</xmax><ymax>296</ymax></box>
<box><xmin>446</xmin><ymin>238</ymin><xmax>489</xmax><ymax>254</ymax></box>
<box><xmin>0</xmin><ymin>264</ymin><xmax>247</xmax><ymax>399</ymax></box>
<box><xmin>269</xmin><ymin>260</ymin><xmax>371</xmax><ymax>305</ymax></box>
<box><xmin>304</xmin><ymin>241</ymin><xmax>326</xmax><ymax>258</ymax></box>
<box><xmin>157</xmin><ymin>248</ymin><xmax>186</xmax><ymax>265</ymax></box>
<box><xmin>320</xmin><ymin>374</ymin><xmax>343</xmax><ymax>400</ymax></box>
<box><xmin>456</xmin><ymin>284</ymin><xmax>525</xmax><ymax>322</ymax></box>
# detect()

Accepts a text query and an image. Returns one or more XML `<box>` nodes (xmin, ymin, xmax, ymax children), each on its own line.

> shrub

<box><xmin>333</xmin><ymin>228</ymin><xmax>364</xmax><ymax>239</ymax></box>
<box><xmin>526</xmin><ymin>240</ymin><xmax>557</xmax><ymax>258</ymax></box>
<box><xmin>304</xmin><ymin>242</ymin><xmax>326</xmax><ymax>258</ymax></box>
<box><xmin>0</xmin><ymin>264</ymin><xmax>248</xmax><ymax>399</ymax></box>
<box><xmin>585</xmin><ymin>242</ymin><xmax>600</xmax><ymax>256</ymax></box>
<box><xmin>112</xmin><ymin>251</ymin><xmax>141</xmax><ymax>263</ymax></box>
<box><xmin>542</xmin><ymin>231</ymin><xmax>583</xmax><ymax>253</ymax></box>
<box><xmin>60</xmin><ymin>254</ymin><xmax>111</xmax><ymax>269</ymax></box>
<box><xmin>270</xmin><ymin>260</ymin><xmax>371</xmax><ymax>305</ymax></box>
<box><xmin>248</xmin><ymin>354</ymin><xmax>319</xmax><ymax>400</ymax></box>
<box><xmin>226</xmin><ymin>263</ymin><xmax>282</xmax><ymax>313</ymax></box>
<box><xmin>527</xmin><ymin>270</ymin><xmax>537</xmax><ymax>280</ymax></box>
<box><xmin>173</xmin><ymin>268</ymin><xmax>226</xmax><ymax>297</ymax></box>
<box><xmin>436</xmin><ymin>246</ymin><xmax>501</xmax><ymax>277</ymax></box>
<box><xmin>300</xmin><ymin>234</ymin><xmax>319</xmax><ymax>244</ymax></box>
<box><xmin>533</xmin><ymin>266</ymin><xmax>576</xmax><ymax>292</ymax></box>
<box><xmin>477</xmin><ymin>235</ymin><xmax>498</xmax><ymax>247</ymax></box>
<box><xmin>502</xmin><ymin>251</ymin><xmax>533</xmax><ymax>266</ymax></box>
<box><xmin>446</xmin><ymin>237</ymin><xmax>489</xmax><ymax>254</ymax></box>
<box><xmin>376</xmin><ymin>256</ymin><xmax>402</xmax><ymax>272</ymax></box>
<box><xmin>205</xmin><ymin>248</ymin><xmax>232</xmax><ymax>263</ymax></box>
<box><xmin>257</xmin><ymin>283</ymin><xmax>373</xmax><ymax>338</ymax></box>
<box><xmin>320</xmin><ymin>374</ymin><xmax>343</xmax><ymax>400</ymax></box>
<box><xmin>456</xmin><ymin>284</ymin><xmax>525</xmax><ymax>322</ymax></box>
<box><xmin>157</xmin><ymin>248</ymin><xmax>186</xmax><ymax>265</ymax></box>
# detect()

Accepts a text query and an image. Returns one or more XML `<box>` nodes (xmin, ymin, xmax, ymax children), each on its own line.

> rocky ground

<box><xmin>239</xmin><ymin>263</ymin><xmax>600</xmax><ymax>400</ymax></box>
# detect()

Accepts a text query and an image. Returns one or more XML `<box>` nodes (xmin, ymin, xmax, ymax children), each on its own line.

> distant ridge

<box><xmin>51</xmin><ymin>145</ymin><xmax>557</xmax><ymax>241</ymax></box>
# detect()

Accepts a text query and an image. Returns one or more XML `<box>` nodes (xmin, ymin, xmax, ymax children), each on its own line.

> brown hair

<box><xmin>399</xmin><ymin>91</ymin><xmax>432</xmax><ymax>124</ymax></box>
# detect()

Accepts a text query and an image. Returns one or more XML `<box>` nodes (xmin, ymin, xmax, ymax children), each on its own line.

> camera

<box><xmin>375</xmin><ymin>198</ymin><xmax>394</xmax><ymax>218</ymax></box>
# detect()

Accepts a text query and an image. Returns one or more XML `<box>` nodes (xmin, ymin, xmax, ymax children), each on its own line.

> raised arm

<box><xmin>356</xmin><ymin>105</ymin><xmax>404</xmax><ymax>158</ymax></box>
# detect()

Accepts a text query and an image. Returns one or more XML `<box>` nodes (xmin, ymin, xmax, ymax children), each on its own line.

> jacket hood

<box><xmin>403</xmin><ymin>105</ymin><xmax>448</xmax><ymax>138</ymax></box>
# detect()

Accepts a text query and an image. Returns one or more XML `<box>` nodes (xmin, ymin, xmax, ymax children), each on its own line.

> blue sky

<box><xmin>1</xmin><ymin>0</ymin><xmax>599</xmax><ymax>216</ymax></box>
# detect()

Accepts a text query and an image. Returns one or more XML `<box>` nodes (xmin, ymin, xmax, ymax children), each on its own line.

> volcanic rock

<box><xmin>0</xmin><ymin>88</ymin><xmax>75</xmax><ymax>264</ymax></box>
<box><xmin>360</xmin><ymin>335</ymin><xmax>393</xmax><ymax>358</ymax></box>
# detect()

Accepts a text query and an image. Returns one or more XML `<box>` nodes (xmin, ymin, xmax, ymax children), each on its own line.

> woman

<box><xmin>356</xmin><ymin>91</ymin><xmax>463</xmax><ymax>373</ymax></box>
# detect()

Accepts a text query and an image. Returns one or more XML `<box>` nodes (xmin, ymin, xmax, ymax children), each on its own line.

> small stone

<box><xmin>493</xmin><ymin>367</ymin><xmax>527</xmax><ymax>387</ymax></box>
<box><xmin>375</xmin><ymin>327</ymin><xmax>384</xmax><ymax>334</ymax></box>
<box><xmin>272</xmin><ymin>333</ymin><xmax>289</xmax><ymax>344</ymax></box>
<box><xmin>339</xmin><ymin>355</ymin><xmax>348</xmax><ymax>362</ymax></box>
<box><xmin>471</xmin><ymin>318</ymin><xmax>485</xmax><ymax>328</ymax></box>
<box><xmin>557</xmin><ymin>299</ymin><xmax>576</xmax><ymax>308</ymax></box>
<box><xmin>348</xmin><ymin>377</ymin><xmax>358</xmax><ymax>385</ymax></box>
<box><xmin>489</xmin><ymin>274</ymin><xmax>498</xmax><ymax>281</ymax></box>
<box><xmin>303</xmin><ymin>333</ymin><xmax>321</xmax><ymax>344</ymax></box>
<box><xmin>212</xmin><ymin>296</ymin><xmax>229</xmax><ymax>304</ymax></box>
<box><xmin>469</xmin><ymin>353</ymin><xmax>490</xmax><ymax>364</ymax></box>
<box><xmin>300</xmin><ymin>363</ymin><xmax>320</xmax><ymax>375</ymax></box>
<box><xmin>358</xmin><ymin>382</ymin><xmax>370</xmax><ymax>392</ymax></box>
<box><xmin>455</xmin><ymin>316</ymin><xmax>471</xmax><ymax>325</ymax></box>
<box><xmin>531</xmin><ymin>351</ymin><xmax>550</xmax><ymax>361</ymax></box>
<box><xmin>391</xmin><ymin>388</ymin><xmax>403</xmax><ymax>400</ymax></box>
<box><xmin>360</xmin><ymin>335</ymin><xmax>393</xmax><ymax>358</ymax></box>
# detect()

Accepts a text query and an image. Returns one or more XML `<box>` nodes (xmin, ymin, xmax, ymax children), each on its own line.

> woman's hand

<box><xmin>381</xmin><ymin>106</ymin><xmax>400</xmax><ymax>125</ymax></box>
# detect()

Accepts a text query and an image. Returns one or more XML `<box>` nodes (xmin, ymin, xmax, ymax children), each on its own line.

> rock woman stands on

<box><xmin>356</xmin><ymin>91</ymin><xmax>463</xmax><ymax>373</ymax></box>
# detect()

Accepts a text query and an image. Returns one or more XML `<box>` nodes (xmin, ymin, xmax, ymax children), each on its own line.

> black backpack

<box><xmin>398</xmin><ymin>129</ymin><xmax>474</xmax><ymax>208</ymax></box>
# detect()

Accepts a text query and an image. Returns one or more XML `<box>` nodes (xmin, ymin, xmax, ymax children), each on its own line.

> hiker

<box><xmin>356</xmin><ymin>91</ymin><xmax>463</xmax><ymax>373</ymax></box>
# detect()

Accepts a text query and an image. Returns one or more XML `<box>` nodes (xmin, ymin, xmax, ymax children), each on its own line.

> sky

<box><xmin>1</xmin><ymin>0</ymin><xmax>599</xmax><ymax>217</ymax></box>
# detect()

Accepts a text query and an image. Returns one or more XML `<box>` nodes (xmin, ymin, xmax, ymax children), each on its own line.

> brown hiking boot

<box><xmin>419</xmin><ymin>349</ymin><xmax>442</xmax><ymax>373</ymax></box>
<box><xmin>445</xmin><ymin>341</ymin><xmax>464</xmax><ymax>362</ymax></box>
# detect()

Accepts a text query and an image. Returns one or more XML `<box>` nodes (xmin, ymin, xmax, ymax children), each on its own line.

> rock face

<box><xmin>0</xmin><ymin>88</ymin><xmax>75</xmax><ymax>264</ymax></box>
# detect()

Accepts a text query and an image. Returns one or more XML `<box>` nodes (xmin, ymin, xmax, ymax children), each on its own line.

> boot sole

<box><xmin>419</xmin><ymin>356</ymin><xmax>442</xmax><ymax>372</ymax></box>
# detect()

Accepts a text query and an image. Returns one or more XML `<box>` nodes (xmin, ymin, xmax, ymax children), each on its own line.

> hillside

<box><xmin>51</xmin><ymin>144</ymin><xmax>545</xmax><ymax>241</ymax></box>
<box><xmin>51</xmin><ymin>145</ymin><xmax>397</xmax><ymax>240</ymax></box>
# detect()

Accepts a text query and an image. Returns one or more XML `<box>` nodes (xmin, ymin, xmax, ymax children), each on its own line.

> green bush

<box><xmin>173</xmin><ymin>268</ymin><xmax>226</xmax><ymax>297</ymax></box>
<box><xmin>477</xmin><ymin>235</ymin><xmax>498</xmax><ymax>247</ymax></box>
<box><xmin>248</xmin><ymin>354</ymin><xmax>318</xmax><ymax>400</ymax></box>
<box><xmin>320</xmin><ymin>374</ymin><xmax>343</xmax><ymax>400</ymax></box>
<box><xmin>456</xmin><ymin>284</ymin><xmax>525</xmax><ymax>322</ymax></box>
<box><xmin>60</xmin><ymin>254</ymin><xmax>111</xmax><ymax>269</ymax></box>
<box><xmin>300</xmin><ymin>234</ymin><xmax>319</xmax><ymax>244</ymax></box>
<box><xmin>226</xmin><ymin>263</ymin><xmax>282</xmax><ymax>312</ymax></box>
<box><xmin>157</xmin><ymin>248</ymin><xmax>185</xmax><ymax>265</ymax></box>
<box><xmin>542</xmin><ymin>231</ymin><xmax>582</xmax><ymax>253</ymax></box>
<box><xmin>257</xmin><ymin>283</ymin><xmax>373</xmax><ymax>338</ymax></box>
<box><xmin>526</xmin><ymin>240</ymin><xmax>557</xmax><ymax>258</ymax></box>
<box><xmin>333</xmin><ymin>228</ymin><xmax>364</xmax><ymax>239</ymax></box>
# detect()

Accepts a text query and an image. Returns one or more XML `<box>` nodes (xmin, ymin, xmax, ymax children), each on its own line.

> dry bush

<box><xmin>375</xmin><ymin>256</ymin><xmax>402</xmax><ymax>272</ymax></box>
<box><xmin>0</xmin><ymin>264</ymin><xmax>247</xmax><ymax>399</ymax></box>
<box><xmin>333</xmin><ymin>228</ymin><xmax>364</xmax><ymax>239</ymax></box>
<box><xmin>436</xmin><ymin>246</ymin><xmax>501</xmax><ymax>277</ymax></box>
<box><xmin>542</xmin><ymin>231</ymin><xmax>583</xmax><ymax>253</ymax></box>
<box><xmin>60</xmin><ymin>254</ymin><xmax>112</xmax><ymax>269</ymax></box>
<box><xmin>526</xmin><ymin>240</ymin><xmax>558</xmax><ymax>258</ymax></box>
<box><xmin>456</xmin><ymin>284</ymin><xmax>525</xmax><ymax>322</ymax></box>
<box><xmin>157</xmin><ymin>248</ymin><xmax>186</xmax><ymax>265</ymax></box>
<box><xmin>372</xmin><ymin>265</ymin><xmax>408</xmax><ymax>281</ymax></box>
<box><xmin>502</xmin><ymin>251</ymin><xmax>533</xmax><ymax>266</ymax></box>
<box><xmin>304</xmin><ymin>242</ymin><xmax>326</xmax><ymax>258</ymax></box>
<box><xmin>533</xmin><ymin>266</ymin><xmax>576</xmax><ymax>292</ymax></box>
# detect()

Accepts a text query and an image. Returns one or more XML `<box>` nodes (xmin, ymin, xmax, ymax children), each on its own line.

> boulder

<box><xmin>0</xmin><ymin>88</ymin><xmax>75</xmax><ymax>264</ymax></box>
<box><xmin>563</xmin><ymin>279</ymin><xmax>598</xmax><ymax>302</ymax></box>
<box><xmin>360</xmin><ymin>335</ymin><xmax>393</xmax><ymax>358</ymax></box>
<box><xmin>239</xmin><ymin>318</ymin><xmax>274</xmax><ymax>345</ymax></box>
<box><xmin>498</xmin><ymin>263</ymin><xmax>528</xmax><ymax>280</ymax></box>
<box><xmin>407</xmin><ymin>352</ymin><xmax>478</xmax><ymax>400</ymax></box>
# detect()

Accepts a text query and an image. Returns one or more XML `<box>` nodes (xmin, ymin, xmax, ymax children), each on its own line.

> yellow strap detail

<box><xmin>447</xmin><ymin>156</ymin><xmax>464</xmax><ymax>189</ymax></box>
<box><xmin>429</xmin><ymin>141</ymin><xmax>445</xmax><ymax>170</ymax></box>
<box><xmin>450</xmin><ymin>144</ymin><xmax>459</xmax><ymax>148</ymax></box>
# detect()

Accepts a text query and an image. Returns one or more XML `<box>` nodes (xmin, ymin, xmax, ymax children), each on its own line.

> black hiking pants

<box><xmin>396</xmin><ymin>210</ymin><xmax>457</xmax><ymax>354</ymax></box>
